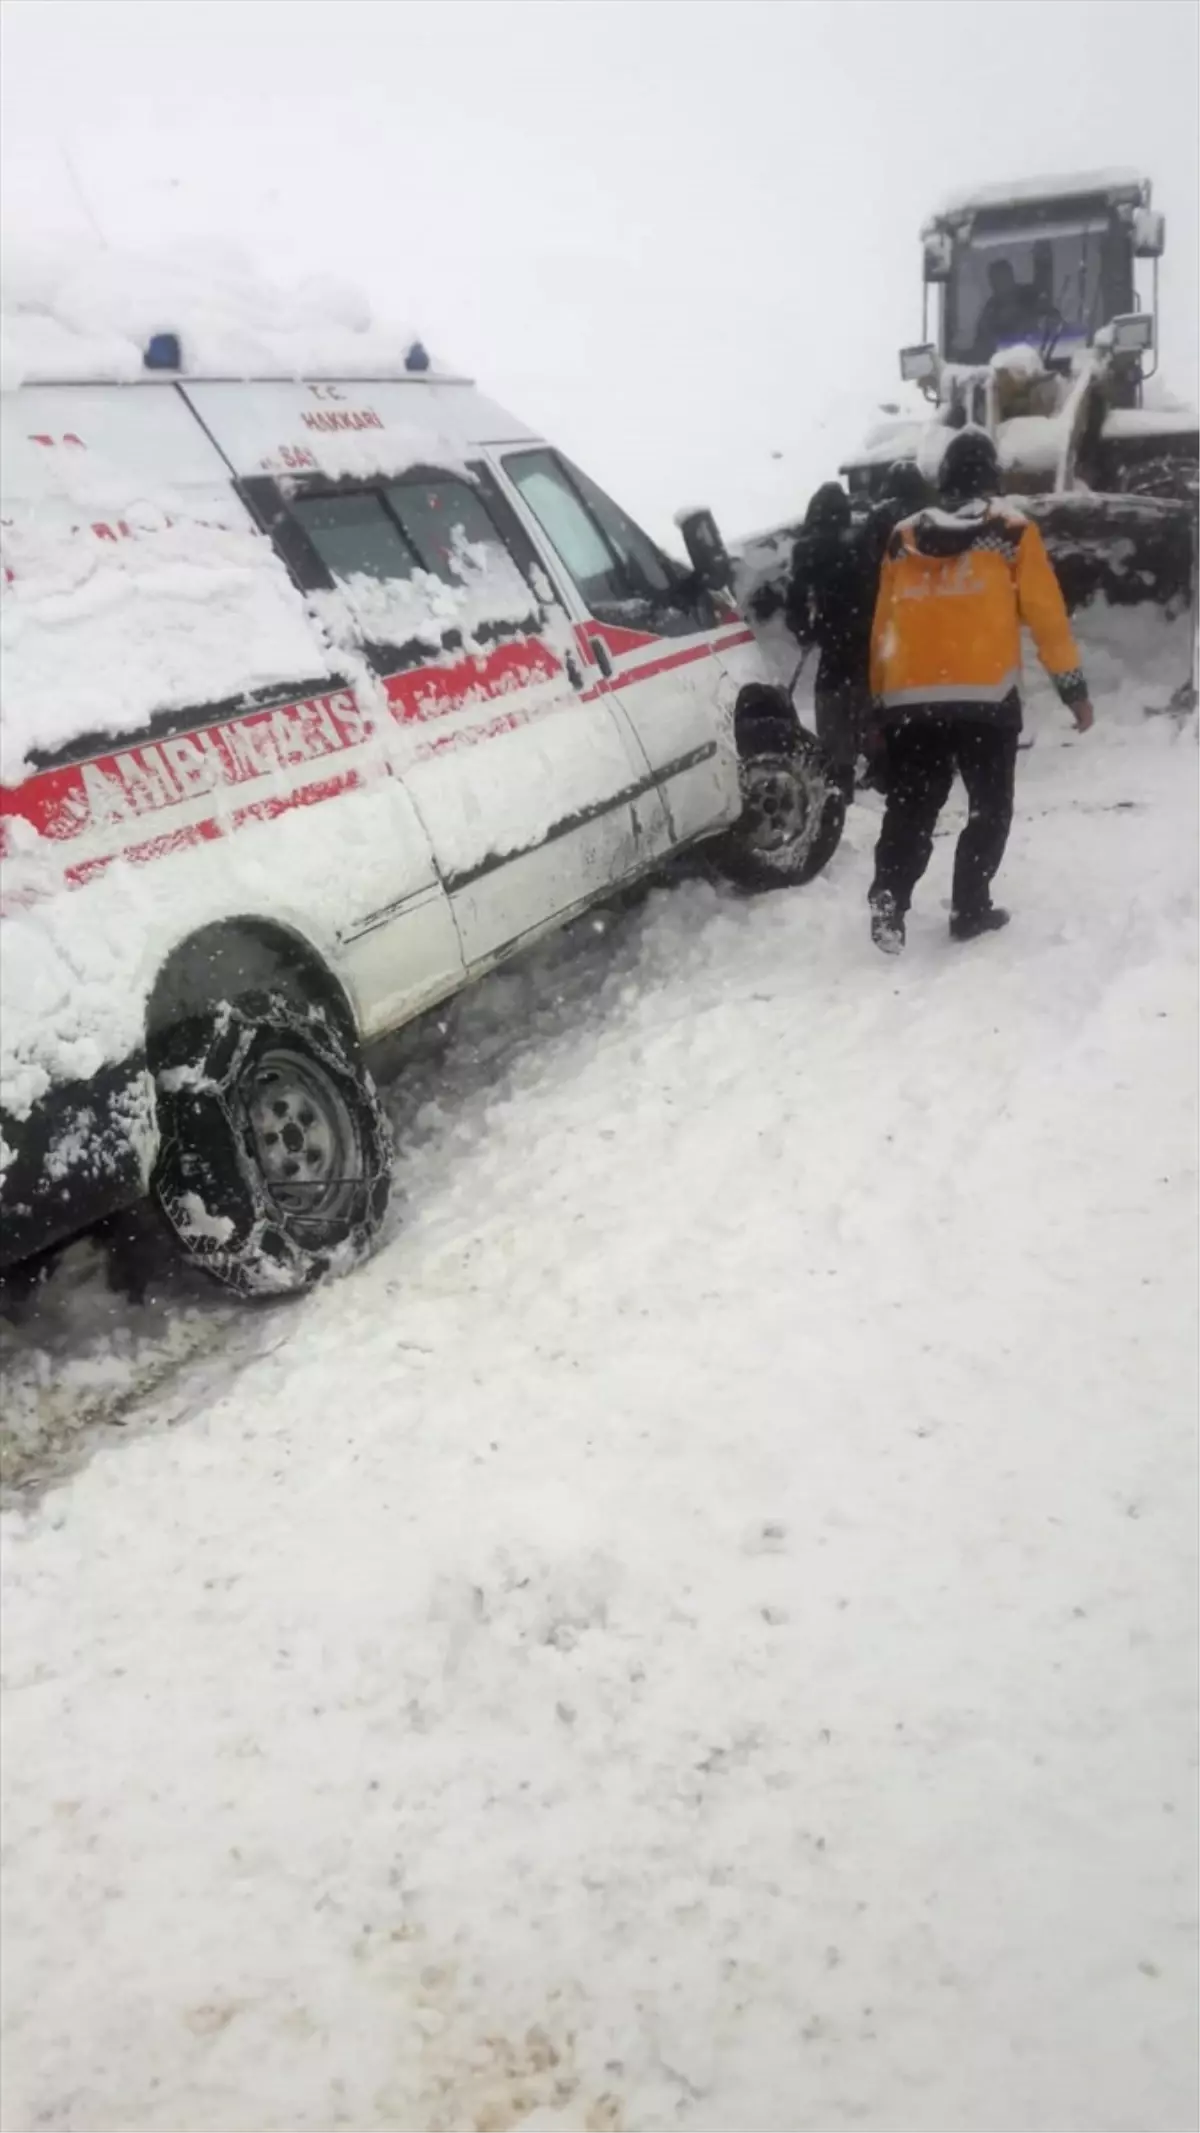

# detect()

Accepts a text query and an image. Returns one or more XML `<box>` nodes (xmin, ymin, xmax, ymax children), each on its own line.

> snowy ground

<box><xmin>1</xmin><ymin>612</ymin><xmax>1197</xmax><ymax>2133</ymax></box>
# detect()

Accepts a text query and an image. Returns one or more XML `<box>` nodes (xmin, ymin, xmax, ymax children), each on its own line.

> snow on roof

<box><xmin>0</xmin><ymin>235</ymin><xmax>454</xmax><ymax>392</ymax></box>
<box><xmin>931</xmin><ymin>169</ymin><xmax>1148</xmax><ymax>223</ymax></box>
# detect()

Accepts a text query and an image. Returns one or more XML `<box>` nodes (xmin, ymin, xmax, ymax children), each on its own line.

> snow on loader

<box><xmin>736</xmin><ymin>169</ymin><xmax>1196</xmax><ymax>680</ymax></box>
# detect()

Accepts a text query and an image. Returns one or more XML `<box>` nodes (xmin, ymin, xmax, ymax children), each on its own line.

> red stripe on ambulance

<box><xmin>1</xmin><ymin>641</ymin><xmax>562</xmax><ymax>853</ymax></box>
<box><xmin>1</xmin><ymin>621</ymin><xmax>754</xmax><ymax>902</ymax></box>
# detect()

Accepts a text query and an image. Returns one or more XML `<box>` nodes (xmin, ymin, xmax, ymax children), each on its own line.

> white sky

<box><xmin>2</xmin><ymin>0</ymin><xmax>1197</xmax><ymax>543</ymax></box>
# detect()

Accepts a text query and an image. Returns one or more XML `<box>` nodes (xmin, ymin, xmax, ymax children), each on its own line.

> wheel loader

<box><xmin>841</xmin><ymin>168</ymin><xmax>1197</xmax><ymax>613</ymax></box>
<box><xmin>686</xmin><ymin>171</ymin><xmax>1197</xmax><ymax>717</ymax></box>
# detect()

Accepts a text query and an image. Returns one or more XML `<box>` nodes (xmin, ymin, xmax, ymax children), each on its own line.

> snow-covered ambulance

<box><xmin>0</xmin><ymin>279</ymin><xmax>843</xmax><ymax>1294</ymax></box>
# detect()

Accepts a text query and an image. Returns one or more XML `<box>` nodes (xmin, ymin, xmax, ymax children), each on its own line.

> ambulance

<box><xmin>0</xmin><ymin>319</ymin><xmax>844</xmax><ymax>1294</ymax></box>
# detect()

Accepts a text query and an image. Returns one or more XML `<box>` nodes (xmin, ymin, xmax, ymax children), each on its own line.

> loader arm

<box><xmin>1054</xmin><ymin>353</ymin><xmax>1103</xmax><ymax>495</ymax></box>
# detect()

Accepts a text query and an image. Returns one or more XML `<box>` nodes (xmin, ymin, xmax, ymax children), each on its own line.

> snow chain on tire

<box><xmin>715</xmin><ymin>731</ymin><xmax>847</xmax><ymax>891</ymax></box>
<box><xmin>151</xmin><ymin>989</ymin><xmax>392</xmax><ymax>1296</ymax></box>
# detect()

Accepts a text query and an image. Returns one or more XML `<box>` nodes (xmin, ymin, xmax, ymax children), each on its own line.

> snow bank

<box><xmin>0</xmin><ymin>235</ymin><xmax>443</xmax><ymax>389</ymax></box>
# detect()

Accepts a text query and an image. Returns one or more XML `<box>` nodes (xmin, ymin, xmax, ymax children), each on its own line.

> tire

<box><xmin>150</xmin><ymin>990</ymin><xmax>392</xmax><ymax>1296</ymax></box>
<box><xmin>714</xmin><ymin>732</ymin><xmax>846</xmax><ymax>891</ymax></box>
<box><xmin>0</xmin><ymin>1251</ymin><xmax>53</xmax><ymax>1319</ymax></box>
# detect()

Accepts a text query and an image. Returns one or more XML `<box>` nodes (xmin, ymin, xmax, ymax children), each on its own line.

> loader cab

<box><xmin>922</xmin><ymin>170</ymin><xmax>1162</xmax><ymax>373</ymax></box>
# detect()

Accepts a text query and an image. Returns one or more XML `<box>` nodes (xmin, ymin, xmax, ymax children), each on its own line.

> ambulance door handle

<box><xmin>589</xmin><ymin>636</ymin><xmax>614</xmax><ymax>680</ymax></box>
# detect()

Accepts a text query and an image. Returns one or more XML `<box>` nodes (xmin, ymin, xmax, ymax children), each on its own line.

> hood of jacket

<box><xmin>895</xmin><ymin>498</ymin><xmax>1025</xmax><ymax>561</ymax></box>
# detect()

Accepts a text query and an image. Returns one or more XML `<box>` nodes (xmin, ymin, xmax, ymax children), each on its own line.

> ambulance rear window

<box><xmin>291</xmin><ymin>492</ymin><xmax>418</xmax><ymax>585</ymax></box>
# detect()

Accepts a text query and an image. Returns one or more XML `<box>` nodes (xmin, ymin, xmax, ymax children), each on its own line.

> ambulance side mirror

<box><xmin>675</xmin><ymin>506</ymin><xmax>735</xmax><ymax>600</ymax></box>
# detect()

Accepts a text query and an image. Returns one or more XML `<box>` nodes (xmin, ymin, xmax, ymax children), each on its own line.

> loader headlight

<box><xmin>1109</xmin><ymin>313</ymin><xmax>1154</xmax><ymax>355</ymax></box>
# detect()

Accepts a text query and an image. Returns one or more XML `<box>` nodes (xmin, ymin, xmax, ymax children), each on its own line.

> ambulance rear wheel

<box><xmin>150</xmin><ymin>990</ymin><xmax>392</xmax><ymax>1296</ymax></box>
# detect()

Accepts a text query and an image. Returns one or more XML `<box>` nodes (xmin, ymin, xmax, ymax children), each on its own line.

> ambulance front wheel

<box><xmin>715</xmin><ymin>735</ymin><xmax>846</xmax><ymax>890</ymax></box>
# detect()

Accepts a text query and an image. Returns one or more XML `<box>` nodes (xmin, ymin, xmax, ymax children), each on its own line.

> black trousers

<box><xmin>870</xmin><ymin>716</ymin><xmax>1018</xmax><ymax>919</ymax></box>
<box><xmin>814</xmin><ymin>676</ymin><xmax>874</xmax><ymax>807</ymax></box>
<box><xmin>814</xmin><ymin>678</ymin><xmax>871</xmax><ymax>772</ymax></box>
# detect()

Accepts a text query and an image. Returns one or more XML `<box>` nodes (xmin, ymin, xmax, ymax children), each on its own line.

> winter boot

<box><xmin>950</xmin><ymin>906</ymin><xmax>1010</xmax><ymax>943</ymax></box>
<box><xmin>870</xmin><ymin>891</ymin><xmax>905</xmax><ymax>956</ymax></box>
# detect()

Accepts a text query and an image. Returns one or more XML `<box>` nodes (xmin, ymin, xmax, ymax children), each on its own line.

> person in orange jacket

<box><xmin>867</xmin><ymin>428</ymin><xmax>1095</xmax><ymax>953</ymax></box>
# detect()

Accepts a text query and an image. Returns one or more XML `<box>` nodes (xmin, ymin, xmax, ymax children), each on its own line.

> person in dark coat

<box><xmin>868</xmin><ymin>460</ymin><xmax>931</xmax><ymax>561</ymax></box>
<box><xmin>785</xmin><ymin>481</ymin><xmax>876</xmax><ymax>802</ymax></box>
<box><xmin>969</xmin><ymin>258</ymin><xmax>1043</xmax><ymax>363</ymax></box>
<box><xmin>858</xmin><ymin>463</ymin><xmax>933</xmax><ymax>789</ymax></box>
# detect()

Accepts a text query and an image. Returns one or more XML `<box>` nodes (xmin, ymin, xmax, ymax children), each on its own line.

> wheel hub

<box><xmin>242</xmin><ymin>1049</ymin><xmax>357</xmax><ymax>1215</ymax></box>
<box><xmin>742</xmin><ymin>762</ymin><xmax>813</xmax><ymax>854</ymax></box>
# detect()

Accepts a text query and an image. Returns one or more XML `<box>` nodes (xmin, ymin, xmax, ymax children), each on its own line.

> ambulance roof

<box><xmin>0</xmin><ymin>238</ymin><xmax>463</xmax><ymax>391</ymax></box>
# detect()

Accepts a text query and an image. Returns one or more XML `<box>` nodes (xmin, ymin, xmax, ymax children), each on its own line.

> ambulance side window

<box><xmin>290</xmin><ymin>492</ymin><xmax>418</xmax><ymax>583</ymax></box>
<box><xmin>504</xmin><ymin>451</ymin><xmax>628</xmax><ymax>610</ymax></box>
<box><xmin>387</xmin><ymin>476</ymin><xmax>509</xmax><ymax>585</ymax></box>
<box><xmin>505</xmin><ymin>449</ymin><xmax>699</xmax><ymax>634</ymax></box>
<box><xmin>562</xmin><ymin>457</ymin><xmax>673</xmax><ymax>599</ymax></box>
<box><xmin>275</xmin><ymin>474</ymin><xmax>540</xmax><ymax>669</ymax></box>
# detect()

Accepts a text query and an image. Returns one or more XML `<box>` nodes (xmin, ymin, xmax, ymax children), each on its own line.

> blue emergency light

<box><xmin>143</xmin><ymin>333</ymin><xmax>182</xmax><ymax>371</ymax></box>
<box><xmin>404</xmin><ymin>340</ymin><xmax>431</xmax><ymax>374</ymax></box>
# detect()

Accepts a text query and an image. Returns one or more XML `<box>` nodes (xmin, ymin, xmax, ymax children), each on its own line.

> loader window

<box><xmin>947</xmin><ymin>218</ymin><xmax>1115</xmax><ymax>365</ymax></box>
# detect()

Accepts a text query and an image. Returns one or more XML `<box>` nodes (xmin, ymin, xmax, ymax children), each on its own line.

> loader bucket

<box><xmin>1022</xmin><ymin>492</ymin><xmax>1196</xmax><ymax>615</ymax></box>
<box><xmin>1010</xmin><ymin>490</ymin><xmax>1196</xmax><ymax>716</ymax></box>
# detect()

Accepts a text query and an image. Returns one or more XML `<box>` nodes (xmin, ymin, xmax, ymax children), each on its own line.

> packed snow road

<box><xmin>1</xmin><ymin>615</ymin><xmax>1196</xmax><ymax>2133</ymax></box>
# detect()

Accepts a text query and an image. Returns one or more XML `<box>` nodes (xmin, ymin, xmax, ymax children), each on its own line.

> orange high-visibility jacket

<box><xmin>870</xmin><ymin>501</ymin><xmax>1087</xmax><ymax>718</ymax></box>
